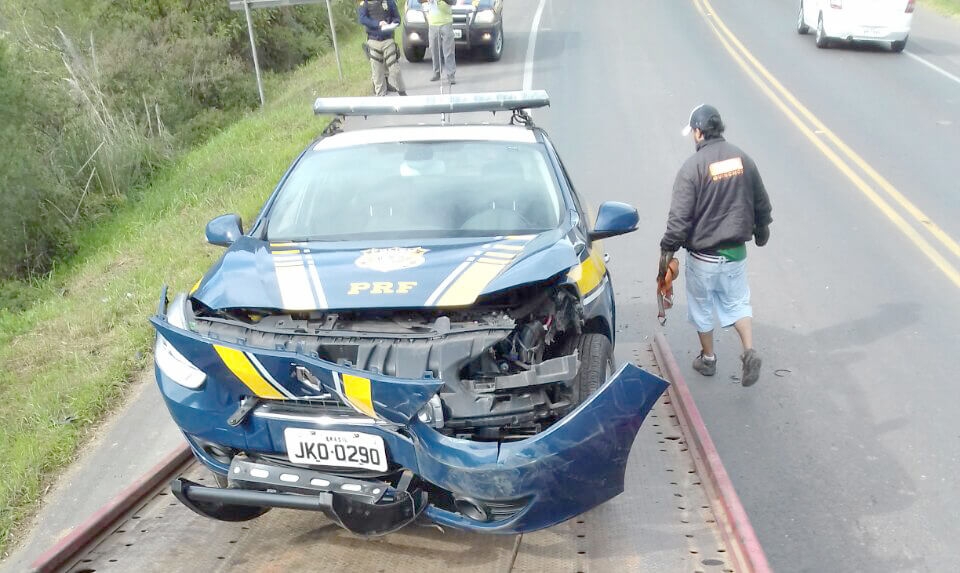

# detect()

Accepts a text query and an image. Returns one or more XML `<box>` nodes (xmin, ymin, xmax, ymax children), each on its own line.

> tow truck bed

<box><xmin>34</xmin><ymin>337</ymin><xmax>768</xmax><ymax>573</ymax></box>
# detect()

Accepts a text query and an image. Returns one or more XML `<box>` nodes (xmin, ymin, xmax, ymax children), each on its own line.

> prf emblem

<box><xmin>355</xmin><ymin>247</ymin><xmax>428</xmax><ymax>273</ymax></box>
<box><xmin>348</xmin><ymin>282</ymin><xmax>418</xmax><ymax>295</ymax></box>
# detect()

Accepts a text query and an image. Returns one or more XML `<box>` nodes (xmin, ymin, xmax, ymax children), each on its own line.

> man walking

<box><xmin>420</xmin><ymin>0</ymin><xmax>457</xmax><ymax>84</ymax></box>
<box><xmin>358</xmin><ymin>0</ymin><xmax>407</xmax><ymax>96</ymax></box>
<box><xmin>659</xmin><ymin>104</ymin><xmax>773</xmax><ymax>387</ymax></box>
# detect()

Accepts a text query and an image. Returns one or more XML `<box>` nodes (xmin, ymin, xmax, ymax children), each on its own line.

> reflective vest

<box><xmin>425</xmin><ymin>1</ymin><xmax>453</xmax><ymax>26</ymax></box>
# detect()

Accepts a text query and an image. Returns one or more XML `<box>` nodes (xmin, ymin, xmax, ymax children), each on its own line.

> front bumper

<box><xmin>154</xmin><ymin>319</ymin><xmax>668</xmax><ymax>534</ymax></box>
<box><xmin>403</xmin><ymin>21</ymin><xmax>500</xmax><ymax>50</ymax></box>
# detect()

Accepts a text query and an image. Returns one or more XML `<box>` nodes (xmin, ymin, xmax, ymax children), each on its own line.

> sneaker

<box><xmin>398</xmin><ymin>90</ymin><xmax>408</xmax><ymax>96</ymax></box>
<box><xmin>740</xmin><ymin>349</ymin><xmax>762</xmax><ymax>387</ymax></box>
<box><xmin>692</xmin><ymin>353</ymin><xmax>717</xmax><ymax>377</ymax></box>
<box><xmin>430</xmin><ymin>73</ymin><xmax>441</xmax><ymax>82</ymax></box>
<box><xmin>448</xmin><ymin>75</ymin><xmax>456</xmax><ymax>85</ymax></box>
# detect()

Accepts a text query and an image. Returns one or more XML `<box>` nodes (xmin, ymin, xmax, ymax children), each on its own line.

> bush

<box><xmin>0</xmin><ymin>0</ymin><xmax>359</xmax><ymax>293</ymax></box>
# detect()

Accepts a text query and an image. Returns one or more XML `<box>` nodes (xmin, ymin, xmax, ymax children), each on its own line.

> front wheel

<box><xmin>797</xmin><ymin>2</ymin><xmax>809</xmax><ymax>34</ymax></box>
<box><xmin>484</xmin><ymin>23</ymin><xmax>504</xmax><ymax>61</ymax></box>
<box><xmin>891</xmin><ymin>38</ymin><xmax>908</xmax><ymax>53</ymax></box>
<box><xmin>571</xmin><ymin>333</ymin><xmax>614</xmax><ymax>405</ymax></box>
<box><xmin>403</xmin><ymin>34</ymin><xmax>426</xmax><ymax>62</ymax></box>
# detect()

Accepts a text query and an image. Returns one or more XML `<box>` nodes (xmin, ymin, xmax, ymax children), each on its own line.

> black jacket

<box><xmin>660</xmin><ymin>137</ymin><xmax>773</xmax><ymax>253</ymax></box>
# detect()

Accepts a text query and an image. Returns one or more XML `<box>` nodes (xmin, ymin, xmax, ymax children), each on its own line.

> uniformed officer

<box><xmin>659</xmin><ymin>105</ymin><xmax>773</xmax><ymax>387</ymax></box>
<box><xmin>358</xmin><ymin>0</ymin><xmax>407</xmax><ymax>96</ymax></box>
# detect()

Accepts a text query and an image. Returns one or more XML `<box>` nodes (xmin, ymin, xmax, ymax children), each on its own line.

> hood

<box><xmin>192</xmin><ymin>231</ymin><xmax>580</xmax><ymax>312</ymax></box>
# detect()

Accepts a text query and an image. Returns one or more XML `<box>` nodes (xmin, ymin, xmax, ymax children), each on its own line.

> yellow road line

<box><xmin>699</xmin><ymin>0</ymin><xmax>960</xmax><ymax>261</ymax></box>
<box><xmin>692</xmin><ymin>0</ymin><xmax>960</xmax><ymax>289</ymax></box>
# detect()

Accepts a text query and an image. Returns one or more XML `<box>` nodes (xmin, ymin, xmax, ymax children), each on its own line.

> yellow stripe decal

<box><xmin>437</xmin><ymin>260</ymin><xmax>508</xmax><ymax>307</ymax></box>
<box><xmin>494</xmin><ymin>245</ymin><xmax>525</xmax><ymax>251</ymax></box>
<box><xmin>190</xmin><ymin>278</ymin><xmax>202</xmax><ymax>294</ymax></box>
<box><xmin>271</xmin><ymin>249</ymin><xmax>301</xmax><ymax>255</ymax></box>
<box><xmin>214</xmin><ymin>345</ymin><xmax>286</xmax><ymax>399</ymax></box>
<box><xmin>483</xmin><ymin>251</ymin><xmax>516</xmax><ymax>259</ymax></box>
<box><xmin>341</xmin><ymin>374</ymin><xmax>376</xmax><ymax>418</ymax></box>
<box><xmin>570</xmin><ymin>248</ymin><xmax>606</xmax><ymax>296</ymax></box>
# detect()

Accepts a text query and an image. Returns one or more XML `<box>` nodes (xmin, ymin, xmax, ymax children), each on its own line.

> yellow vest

<box><xmin>425</xmin><ymin>1</ymin><xmax>453</xmax><ymax>26</ymax></box>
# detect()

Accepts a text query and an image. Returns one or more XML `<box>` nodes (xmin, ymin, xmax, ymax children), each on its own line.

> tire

<box><xmin>571</xmin><ymin>333</ymin><xmax>614</xmax><ymax>405</ymax></box>
<box><xmin>797</xmin><ymin>2</ymin><xmax>809</xmax><ymax>34</ymax></box>
<box><xmin>484</xmin><ymin>23</ymin><xmax>504</xmax><ymax>62</ymax></box>
<box><xmin>403</xmin><ymin>35</ymin><xmax>426</xmax><ymax>62</ymax></box>
<box><xmin>891</xmin><ymin>38</ymin><xmax>907</xmax><ymax>53</ymax></box>
<box><xmin>815</xmin><ymin>14</ymin><xmax>830</xmax><ymax>49</ymax></box>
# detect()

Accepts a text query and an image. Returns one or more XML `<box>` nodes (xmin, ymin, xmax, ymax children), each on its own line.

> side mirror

<box><xmin>205</xmin><ymin>214</ymin><xmax>243</xmax><ymax>247</ymax></box>
<box><xmin>589</xmin><ymin>201</ymin><xmax>639</xmax><ymax>241</ymax></box>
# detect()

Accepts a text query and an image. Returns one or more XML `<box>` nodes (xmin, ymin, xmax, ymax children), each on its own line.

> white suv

<box><xmin>798</xmin><ymin>0</ymin><xmax>915</xmax><ymax>52</ymax></box>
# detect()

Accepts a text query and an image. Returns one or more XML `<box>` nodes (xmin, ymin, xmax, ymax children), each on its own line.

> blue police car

<box><xmin>153</xmin><ymin>92</ymin><xmax>668</xmax><ymax>536</ymax></box>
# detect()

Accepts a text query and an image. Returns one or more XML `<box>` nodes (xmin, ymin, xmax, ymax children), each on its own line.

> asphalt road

<box><xmin>5</xmin><ymin>2</ymin><xmax>958</xmax><ymax>571</ymax></box>
<box><xmin>527</xmin><ymin>0</ymin><xmax>960</xmax><ymax>571</ymax></box>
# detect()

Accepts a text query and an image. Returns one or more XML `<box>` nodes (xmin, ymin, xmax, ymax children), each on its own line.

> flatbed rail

<box><xmin>31</xmin><ymin>337</ymin><xmax>769</xmax><ymax>573</ymax></box>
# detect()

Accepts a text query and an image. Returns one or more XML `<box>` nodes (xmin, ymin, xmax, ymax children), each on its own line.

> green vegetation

<box><xmin>0</xmin><ymin>0</ymin><xmax>357</xmax><ymax>289</ymax></box>
<box><xmin>0</xmin><ymin>35</ymin><xmax>373</xmax><ymax>557</ymax></box>
<box><xmin>921</xmin><ymin>0</ymin><xmax>960</xmax><ymax>16</ymax></box>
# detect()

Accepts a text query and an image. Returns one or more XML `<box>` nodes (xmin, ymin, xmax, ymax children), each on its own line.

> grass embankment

<box><xmin>922</xmin><ymin>0</ymin><xmax>960</xmax><ymax>16</ymax></box>
<box><xmin>0</xmin><ymin>36</ymin><xmax>372</xmax><ymax>556</ymax></box>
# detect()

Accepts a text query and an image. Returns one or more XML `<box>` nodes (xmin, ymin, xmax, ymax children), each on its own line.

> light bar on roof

<box><xmin>313</xmin><ymin>91</ymin><xmax>550</xmax><ymax>117</ymax></box>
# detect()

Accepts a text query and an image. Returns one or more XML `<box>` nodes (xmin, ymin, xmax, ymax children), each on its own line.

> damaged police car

<box><xmin>153</xmin><ymin>92</ymin><xmax>668</xmax><ymax>536</ymax></box>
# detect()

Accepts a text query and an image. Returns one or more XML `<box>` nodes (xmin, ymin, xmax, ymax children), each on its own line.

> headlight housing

<box><xmin>156</xmin><ymin>293</ymin><xmax>206</xmax><ymax>389</ymax></box>
<box><xmin>405</xmin><ymin>9</ymin><xmax>426</xmax><ymax>23</ymax></box>
<box><xmin>474</xmin><ymin>9</ymin><xmax>496</xmax><ymax>24</ymax></box>
<box><xmin>156</xmin><ymin>334</ymin><xmax>206</xmax><ymax>389</ymax></box>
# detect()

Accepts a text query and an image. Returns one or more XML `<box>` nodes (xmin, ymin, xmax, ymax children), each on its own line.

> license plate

<box><xmin>861</xmin><ymin>27</ymin><xmax>885</xmax><ymax>38</ymax></box>
<box><xmin>284</xmin><ymin>428</ymin><xmax>387</xmax><ymax>472</ymax></box>
<box><xmin>454</xmin><ymin>29</ymin><xmax>463</xmax><ymax>39</ymax></box>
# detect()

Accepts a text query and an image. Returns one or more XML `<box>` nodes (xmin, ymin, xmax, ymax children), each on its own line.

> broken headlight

<box><xmin>155</xmin><ymin>334</ymin><xmax>206</xmax><ymax>389</ymax></box>
<box><xmin>156</xmin><ymin>292</ymin><xmax>206</xmax><ymax>389</ymax></box>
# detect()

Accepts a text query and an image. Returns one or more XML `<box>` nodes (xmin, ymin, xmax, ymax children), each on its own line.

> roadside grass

<box><xmin>0</xmin><ymin>35</ymin><xmax>373</xmax><ymax>557</ymax></box>
<box><xmin>921</xmin><ymin>0</ymin><xmax>960</xmax><ymax>16</ymax></box>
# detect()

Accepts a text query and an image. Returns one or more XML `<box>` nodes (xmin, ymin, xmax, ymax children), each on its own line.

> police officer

<box><xmin>659</xmin><ymin>105</ymin><xmax>773</xmax><ymax>387</ymax></box>
<box><xmin>358</xmin><ymin>0</ymin><xmax>407</xmax><ymax>96</ymax></box>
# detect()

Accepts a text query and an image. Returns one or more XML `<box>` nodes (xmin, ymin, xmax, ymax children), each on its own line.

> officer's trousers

<box><xmin>366</xmin><ymin>38</ymin><xmax>405</xmax><ymax>96</ymax></box>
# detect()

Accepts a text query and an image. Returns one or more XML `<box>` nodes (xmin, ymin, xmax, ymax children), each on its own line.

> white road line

<box><xmin>905</xmin><ymin>51</ymin><xmax>960</xmax><ymax>87</ymax></box>
<box><xmin>523</xmin><ymin>0</ymin><xmax>549</xmax><ymax>91</ymax></box>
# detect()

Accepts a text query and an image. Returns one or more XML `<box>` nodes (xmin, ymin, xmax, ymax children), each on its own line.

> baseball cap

<box><xmin>681</xmin><ymin>104</ymin><xmax>722</xmax><ymax>137</ymax></box>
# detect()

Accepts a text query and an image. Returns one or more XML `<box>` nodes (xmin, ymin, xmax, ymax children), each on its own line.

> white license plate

<box><xmin>284</xmin><ymin>428</ymin><xmax>387</xmax><ymax>472</ymax></box>
<box><xmin>861</xmin><ymin>27</ymin><xmax>885</xmax><ymax>38</ymax></box>
<box><xmin>454</xmin><ymin>29</ymin><xmax>463</xmax><ymax>39</ymax></box>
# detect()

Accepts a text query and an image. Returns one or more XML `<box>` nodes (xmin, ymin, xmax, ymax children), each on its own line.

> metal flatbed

<box><xmin>34</xmin><ymin>338</ymin><xmax>768</xmax><ymax>573</ymax></box>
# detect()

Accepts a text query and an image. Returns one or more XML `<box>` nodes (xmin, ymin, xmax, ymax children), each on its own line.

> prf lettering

<box><xmin>348</xmin><ymin>281</ymin><xmax>417</xmax><ymax>295</ymax></box>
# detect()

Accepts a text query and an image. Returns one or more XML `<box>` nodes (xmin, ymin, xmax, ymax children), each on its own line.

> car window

<box><xmin>266</xmin><ymin>141</ymin><xmax>563</xmax><ymax>241</ymax></box>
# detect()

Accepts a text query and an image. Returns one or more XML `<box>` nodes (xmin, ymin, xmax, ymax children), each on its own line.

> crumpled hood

<box><xmin>192</xmin><ymin>231</ymin><xmax>581</xmax><ymax>312</ymax></box>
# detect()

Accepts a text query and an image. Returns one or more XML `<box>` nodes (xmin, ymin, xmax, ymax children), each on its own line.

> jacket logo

<box><xmin>708</xmin><ymin>157</ymin><xmax>744</xmax><ymax>181</ymax></box>
<box><xmin>354</xmin><ymin>247</ymin><xmax>428</xmax><ymax>273</ymax></box>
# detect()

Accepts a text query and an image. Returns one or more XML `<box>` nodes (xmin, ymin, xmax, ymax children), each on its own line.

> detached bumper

<box><xmin>154</xmin><ymin>319</ymin><xmax>668</xmax><ymax>533</ymax></box>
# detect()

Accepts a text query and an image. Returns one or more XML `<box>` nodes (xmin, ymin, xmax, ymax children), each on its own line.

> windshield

<box><xmin>266</xmin><ymin>141</ymin><xmax>563</xmax><ymax>241</ymax></box>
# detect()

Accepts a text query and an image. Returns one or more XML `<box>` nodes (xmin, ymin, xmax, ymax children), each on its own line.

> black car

<box><xmin>402</xmin><ymin>0</ymin><xmax>504</xmax><ymax>63</ymax></box>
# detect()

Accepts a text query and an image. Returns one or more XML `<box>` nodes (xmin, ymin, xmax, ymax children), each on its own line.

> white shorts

<box><xmin>685</xmin><ymin>251</ymin><xmax>753</xmax><ymax>333</ymax></box>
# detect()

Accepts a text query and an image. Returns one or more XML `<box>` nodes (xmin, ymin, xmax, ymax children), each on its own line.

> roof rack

<box><xmin>313</xmin><ymin>90</ymin><xmax>549</xmax><ymax>118</ymax></box>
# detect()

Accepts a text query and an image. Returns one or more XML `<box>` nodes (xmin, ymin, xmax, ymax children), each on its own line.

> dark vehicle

<box><xmin>402</xmin><ymin>0</ymin><xmax>504</xmax><ymax>62</ymax></box>
<box><xmin>152</xmin><ymin>92</ymin><xmax>668</xmax><ymax>537</ymax></box>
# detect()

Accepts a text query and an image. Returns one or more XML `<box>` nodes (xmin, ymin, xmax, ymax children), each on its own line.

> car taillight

<box><xmin>905</xmin><ymin>0</ymin><xmax>915</xmax><ymax>12</ymax></box>
<box><xmin>830</xmin><ymin>0</ymin><xmax>842</xmax><ymax>7</ymax></box>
